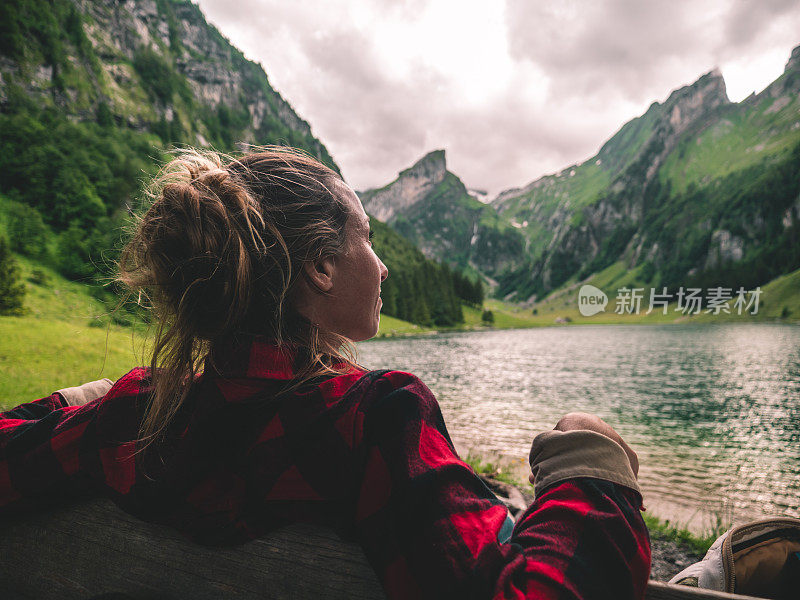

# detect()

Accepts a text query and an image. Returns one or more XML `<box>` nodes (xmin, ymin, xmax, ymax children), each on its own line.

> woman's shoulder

<box><xmin>318</xmin><ymin>368</ymin><xmax>435</xmax><ymax>408</ymax></box>
<box><xmin>92</xmin><ymin>367</ymin><xmax>153</xmax><ymax>416</ymax></box>
<box><xmin>311</xmin><ymin>369</ymin><xmax>439</xmax><ymax>448</ymax></box>
<box><xmin>104</xmin><ymin>367</ymin><xmax>152</xmax><ymax>397</ymax></box>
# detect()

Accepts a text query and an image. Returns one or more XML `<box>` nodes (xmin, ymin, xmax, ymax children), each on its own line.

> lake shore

<box><xmin>375</xmin><ymin>302</ymin><xmax>800</xmax><ymax>339</ymax></box>
<box><xmin>375</xmin><ymin>266</ymin><xmax>800</xmax><ymax>337</ymax></box>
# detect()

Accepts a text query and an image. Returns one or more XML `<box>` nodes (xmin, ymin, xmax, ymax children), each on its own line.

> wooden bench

<box><xmin>0</xmin><ymin>499</ymin><xmax>761</xmax><ymax>600</ymax></box>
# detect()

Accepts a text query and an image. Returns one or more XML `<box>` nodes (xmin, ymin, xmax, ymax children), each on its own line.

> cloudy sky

<box><xmin>195</xmin><ymin>0</ymin><xmax>800</xmax><ymax>196</ymax></box>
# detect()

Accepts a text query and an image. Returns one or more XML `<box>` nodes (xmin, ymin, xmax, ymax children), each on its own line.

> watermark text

<box><xmin>577</xmin><ymin>286</ymin><xmax>762</xmax><ymax>316</ymax></box>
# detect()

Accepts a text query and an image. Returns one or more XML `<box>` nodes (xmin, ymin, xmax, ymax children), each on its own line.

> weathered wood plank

<box><xmin>645</xmin><ymin>582</ymin><xmax>763</xmax><ymax>600</ymax></box>
<box><xmin>0</xmin><ymin>499</ymin><xmax>384</xmax><ymax>599</ymax></box>
<box><xmin>0</xmin><ymin>499</ymin><xmax>762</xmax><ymax>600</ymax></box>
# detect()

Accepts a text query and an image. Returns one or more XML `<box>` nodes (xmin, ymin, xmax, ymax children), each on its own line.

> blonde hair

<box><xmin>118</xmin><ymin>146</ymin><xmax>357</xmax><ymax>454</ymax></box>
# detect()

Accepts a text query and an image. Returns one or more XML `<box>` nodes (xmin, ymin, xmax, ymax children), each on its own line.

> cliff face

<box><xmin>360</xmin><ymin>150</ymin><xmax>525</xmax><ymax>276</ymax></box>
<box><xmin>361</xmin><ymin>150</ymin><xmax>447</xmax><ymax>222</ymax></box>
<box><xmin>0</xmin><ymin>0</ymin><xmax>336</xmax><ymax>168</ymax></box>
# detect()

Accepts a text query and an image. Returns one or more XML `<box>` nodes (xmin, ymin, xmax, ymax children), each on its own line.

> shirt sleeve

<box><xmin>1</xmin><ymin>378</ymin><xmax>114</xmax><ymax>420</ymax></box>
<box><xmin>1</xmin><ymin>392</ymin><xmax>68</xmax><ymax>421</ymax></box>
<box><xmin>0</xmin><ymin>379</ymin><xmax>117</xmax><ymax>512</ymax></box>
<box><xmin>351</xmin><ymin>371</ymin><xmax>651</xmax><ymax>600</ymax></box>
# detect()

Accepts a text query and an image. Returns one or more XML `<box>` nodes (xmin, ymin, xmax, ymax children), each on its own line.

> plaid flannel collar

<box><xmin>205</xmin><ymin>335</ymin><xmax>299</xmax><ymax>382</ymax></box>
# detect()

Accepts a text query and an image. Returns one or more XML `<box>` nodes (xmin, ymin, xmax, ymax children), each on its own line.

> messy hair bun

<box><xmin>118</xmin><ymin>147</ymin><xmax>353</xmax><ymax>450</ymax></box>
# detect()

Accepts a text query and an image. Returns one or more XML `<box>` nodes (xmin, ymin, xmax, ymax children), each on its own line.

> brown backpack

<box><xmin>670</xmin><ymin>517</ymin><xmax>800</xmax><ymax>599</ymax></box>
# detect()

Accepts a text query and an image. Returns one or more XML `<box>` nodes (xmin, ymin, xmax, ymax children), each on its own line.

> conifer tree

<box><xmin>0</xmin><ymin>236</ymin><xmax>25</xmax><ymax>315</ymax></box>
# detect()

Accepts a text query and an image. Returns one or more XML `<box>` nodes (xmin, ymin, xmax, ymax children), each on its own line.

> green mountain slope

<box><xmin>0</xmin><ymin>0</ymin><xmax>478</xmax><ymax>331</ymax></box>
<box><xmin>360</xmin><ymin>150</ymin><xmax>525</xmax><ymax>278</ymax></box>
<box><xmin>360</xmin><ymin>57</ymin><xmax>800</xmax><ymax>308</ymax></box>
<box><xmin>370</xmin><ymin>217</ymin><xmax>479</xmax><ymax>327</ymax></box>
<box><xmin>0</xmin><ymin>0</ymin><xmax>339</xmax><ymax>285</ymax></box>
<box><xmin>494</xmin><ymin>70</ymin><xmax>729</xmax><ymax>264</ymax></box>
<box><xmin>494</xmin><ymin>49</ymin><xmax>800</xmax><ymax>301</ymax></box>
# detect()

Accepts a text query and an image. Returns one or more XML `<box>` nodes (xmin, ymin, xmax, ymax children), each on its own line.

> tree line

<box><xmin>369</xmin><ymin>218</ymin><xmax>484</xmax><ymax>327</ymax></box>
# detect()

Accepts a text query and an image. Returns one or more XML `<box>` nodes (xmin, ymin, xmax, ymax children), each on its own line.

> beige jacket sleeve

<box><xmin>529</xmin><ymin>429</ymin><xmax>640</xmax><ymax>497</ymax></box>
<box><xmin>55</xmin><ymin>378</ymin><xmax>114</xmax><ymax>407</ymax></box>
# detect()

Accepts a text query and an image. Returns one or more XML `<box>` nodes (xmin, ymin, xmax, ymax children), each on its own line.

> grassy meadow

<box><xmin>490</xmin><ymin>261</ymin><xmax>800</xmax><ymax>326</ymax></box>
<box><xmin>0</xmin><ymin>258</ymin><xmax>149</xmax><ymax>409</ymax></box>
<box><xmin>3</xmin><ymin>252</ymin><xmax>798</xmax><ymax>410</ymax></box>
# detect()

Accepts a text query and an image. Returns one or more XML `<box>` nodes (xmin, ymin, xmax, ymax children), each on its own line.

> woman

<box><xmin>0</xmin><ymin>148</ymin><xmax>649</xmax><ymax>599</ymax></box>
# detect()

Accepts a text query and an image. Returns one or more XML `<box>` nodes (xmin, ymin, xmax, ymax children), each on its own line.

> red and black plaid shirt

<box><xmin>1</xmin><ymin>335</ymin><xmax>650</xmax><ymax>598</ymax></box>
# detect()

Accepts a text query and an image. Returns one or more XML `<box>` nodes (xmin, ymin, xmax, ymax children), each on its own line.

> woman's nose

<box><xmin>379</xmin><ymin>260</ymin><xmax>388</xmax><ymax>282</ymax></box>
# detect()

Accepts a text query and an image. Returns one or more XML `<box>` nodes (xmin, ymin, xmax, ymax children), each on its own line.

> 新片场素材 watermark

<box><xmin>577</xmin><ymin>285</ymin><xmax>761</xmax><ymax>316</ymax></box>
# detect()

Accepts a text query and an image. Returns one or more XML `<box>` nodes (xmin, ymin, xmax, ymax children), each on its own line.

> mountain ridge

<box><xmin>359</xmin><ymin>150</ymin><xmax>525</xmax><ymax>277</ymax></box>
<box><xmin>362</xmin><ymin>47</ymin><xmax>800</xmax><ymax>303</ymax></box>
<box><xmin>0</xmin><ymin>0</ymin><xmax>478</xmax><ymax>329</ymax></box>
<box><xmin>360</xmin><ymin>149</ymin><xmax>447</xmax><ymax>222</ymax></box>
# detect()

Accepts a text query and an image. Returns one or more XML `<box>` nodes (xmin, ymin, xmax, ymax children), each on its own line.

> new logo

<box><xmin>578</xmin><ymin>285</ymin><xmax>608</xmax><ymax>316</ymax></box>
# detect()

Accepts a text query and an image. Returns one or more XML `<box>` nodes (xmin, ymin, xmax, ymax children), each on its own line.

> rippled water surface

<box><xmin>358</xmin><ymin>324</ymin><xmax>800</xmax><ymax>529</ymax></box>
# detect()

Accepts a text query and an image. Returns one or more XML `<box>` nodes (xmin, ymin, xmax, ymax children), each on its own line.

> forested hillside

<box><xmin>0</xmin><ymin>0</ymin><xmax>476</xmax><ymax>327</ymax></box>
<box><xmin>0</xmin><ymin>0</ymin><xmax>336</xmax><ymax>284</ymax></box>
<box><xmin>494</xmin><ymin>54</ymin><xmax>800</xmax><ymax>301</ymax></box>
<box><xmin>362</xmin><ymin>50</ymin><xmax>800</xmax><ymax>307</ymax></box>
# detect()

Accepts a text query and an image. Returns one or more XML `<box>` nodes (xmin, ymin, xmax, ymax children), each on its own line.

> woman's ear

<box><xmin>302</xmin><ymin>256</ymin><xmax>336</xmax><ymax>293</ymax></box>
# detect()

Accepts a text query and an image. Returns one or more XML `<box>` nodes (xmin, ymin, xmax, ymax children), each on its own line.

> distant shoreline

<box><xmin>373</xmin><ymin>315</ymin><xmax>800</xmax><ymax>340</ymax></box>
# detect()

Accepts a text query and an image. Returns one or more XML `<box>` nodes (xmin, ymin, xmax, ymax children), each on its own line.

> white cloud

<box><xmin>194</xmin><ymin>0</ymin><xmax>800</xmax><ymax>195</ymax></box>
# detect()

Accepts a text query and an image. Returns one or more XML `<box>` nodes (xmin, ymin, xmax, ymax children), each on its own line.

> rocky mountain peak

<box><xmin>758</xmin><ymin>45</ymin><xmax>800</xmax><ymax>100</ymax></box>
<box><xmin>786</xmin><ymin>45</ymin><xmax>800</xmax><ymax>73</ymax></box>
<box><xmin>401</xmin><ymin>149</ymin><xmax>447</xmax><ymax>181</ymax></box>
<box><xmin>361</xmin><ymin>150</ymin><xmax>448</xmax><ymax>222</ymax></box>
<box><xmin>662</xmin><ymin>69</ymin><xmax>730</xmax><ymax>135</ymax></box>
<box><xmin>674</xmin><ymin>68</ymin><xmax>727</xmax><ymax>99</ymax></box>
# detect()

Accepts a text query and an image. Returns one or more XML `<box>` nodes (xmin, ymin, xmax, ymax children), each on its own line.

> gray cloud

<box><xmin>195</xmin><ymin>0</ymin><xmax>800</xmax><ymax>195</ymax></box>
<box><xmin>505</xmin><ymin>0</ymin><xmax>725</xmax><ymax>102</ymax></box>
<box><xmin>723</xmin><ymin>0</ymin><xmax>800</xmax><ymax>50</ymax></box>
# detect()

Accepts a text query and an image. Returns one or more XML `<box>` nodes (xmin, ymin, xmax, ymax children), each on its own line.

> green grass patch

<box><xmin>643</xmin><ymin>512</ymin><xmax>728</xmax><ymax>557</ymax></box>
<box><xmin>0</xmin><ymin>252</ymin><xmax>150</xmax><ymax>409</ymax></box>
<box><xmin>584</xmin><ymin>261</ymin><xmax>631</xmax><ymax>292</ymax></box>
<box><xmin>0</xmin><ymin>315</ymin><xmax>148</xmax><ymax>409</ymax></box>
<box><xmin>759</xmin><ymin>267</ymin><xmax>800</xmax><ymax>320</ymax></box>
<box><xmin>661</xmin><ymin>97</ymin><xmax>800</xmax><ymax>195</ymax></box>
<box><xmin>14</xmin><ymin>257</ymin><xmax>109</xmax><ymax>321</ymax></box>
<box><xmin>461</xmin><ymin>301</ymin><xmax>544</xmax><ymax>329</ymax></box>
<box><xmin>463</xmin><ymin>453</ymin><xmax>530</xmax><ymax>488</ymax></box>
<box><xmin>376</xmin><ymin>313</ymin><xmax>431</xmax><ymax>337</ymax></box>
<box><xmin>689</xmin><ymin>267</ymin><xmax>800</xmax><ymax>323</ymax></box>
<box><xmin>482</xmin><ymin>300</ymin><xmax>545</xmax><ymax>328</ymax></box>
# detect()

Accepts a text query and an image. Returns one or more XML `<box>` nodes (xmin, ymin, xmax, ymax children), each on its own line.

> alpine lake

<box><xmin>358</xmin><ymin>323</ymin><xmax>800</xmax><ymax>532</ymax></box>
